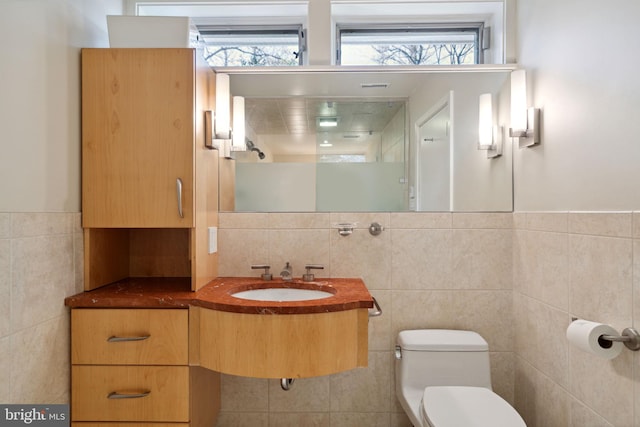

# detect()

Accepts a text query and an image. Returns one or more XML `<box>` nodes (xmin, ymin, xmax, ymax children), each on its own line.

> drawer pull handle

<box><xmin>107</xmin><ymin>335</ymin><xmax>150</xmax><ymax>343</ymax></box>
<box><xmin>108</xmin><ymin>391</ymin><xmax>151</xmax><ymax>399</ymax></box>
<box><xmin>176</xmin><ymin>178</ymin><xmax>184</xmax><ymax>218</ymax></box>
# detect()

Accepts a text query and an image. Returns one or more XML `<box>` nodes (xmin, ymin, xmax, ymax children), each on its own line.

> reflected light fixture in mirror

<box><xmin>232</xmin><ymin>95</ymin><xmax>246</xmax><ymax>151</ymax></box>
<box><xmin>215</xmin><ymin>73</ymin><xmax>231</xmax><ymax>139</ymax></box>
<box><xmin>319</xmin><ymin>117</ymin><xmax>338</xmax><ymax>127</ymax></box>
<box><xmin>478</xmin><ymin>93</ymin><xmax>502</xmax><ymax>158</ymax></box>
<box><xmin>509</xmin><ymin>69</ymin><xmax>541</xmax><ymax>147</ymax></box>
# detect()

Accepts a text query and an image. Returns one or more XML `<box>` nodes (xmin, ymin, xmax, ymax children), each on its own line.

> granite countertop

<box><xmin>64</xmin><ymin>276</ymin><xmax>374</xmax><ymax>314</ymax></box>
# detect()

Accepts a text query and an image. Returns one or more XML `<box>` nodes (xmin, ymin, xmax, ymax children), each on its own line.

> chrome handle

<box><xmin>368</xmin><ymin>296</ymin><xmax>382</xmax><ymax>317</ymax></box>
<box><xmin>251</xmin><ymin>264</ymin><xmax>272</xmax><ymax>281</ymax></box>
<box><xmin>176</xmin><ymin>178</ymin><xmax>184</xmax><ymax>218</ymax></box>
<box><xmin>108</xmin><ymin>391</ymin><xmax>151</xmax><ymax>399</ymax></box>
<box><xmin>107</xmin><ymin>335</ymin><xmax>150</xmax><ymax>343</ymax></box>
<box><xmin>302</xmin><ymin>264</ymin><xmax>324</xmax><ymax>282</ymax></box>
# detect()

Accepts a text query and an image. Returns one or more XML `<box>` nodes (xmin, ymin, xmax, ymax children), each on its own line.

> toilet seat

<box><xmin>420</xmin><ymin>386</ymin><xmax>526</xmax><ymax>427</ymax></box>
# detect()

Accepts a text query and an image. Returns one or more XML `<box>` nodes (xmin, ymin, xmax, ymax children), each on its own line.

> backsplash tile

<box><xmin>330</xmin><ymin>227</ymin><xmax>390</xmax><ymax>289</ymax></box>
<box><xmin>451</xmin><ymin>229</ymin><xmax>512</xmax><ymax>289</ymax></box>
<box><xmin>389</xmin><ymin>212</ymin><xmax>451</xmax><ymax>229</ymax></box>
<box><xmin>390</xmin><ymin>229</ymin><xmax>452</xmax><ymax>289</ymax></box>
<box><xmin>217</xmin><ymin>211</ymin><xmax>515</xmax><ymax>426</ymax></box>
<box><xmin>269</xmin><ymin>212</ymin><xmax>331</xmax><ymax>229</ymax></box>
<box><xmin>452</xmin><ymin>212</ymin><xmax>513</xmax><ymax>229</ymax></box>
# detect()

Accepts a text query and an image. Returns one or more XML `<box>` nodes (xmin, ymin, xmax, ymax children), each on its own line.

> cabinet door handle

<box><xmin>176</xmin><ymin>178</ymin><xmax>184</xmax><ymax>218</ymax></box>
<box><xmin>107</xmin><ymin>335</ymin><xmax>150</xmax><ymax>342</ymax></box>
<box><xmin>108</xmin><ymin>391</ymin><xmax>151</xmax><ymax>399</ymax></box>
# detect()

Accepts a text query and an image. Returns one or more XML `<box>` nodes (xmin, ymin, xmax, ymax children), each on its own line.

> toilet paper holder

<box><xmin>571</xmin><ymin>318</ymin><xmax>640</xmax><ymax>351</ymax></box>
<box><xmin>599</xmin><ymin>328</ymin><xmax>640</xmax><ymax>351</ymax></box>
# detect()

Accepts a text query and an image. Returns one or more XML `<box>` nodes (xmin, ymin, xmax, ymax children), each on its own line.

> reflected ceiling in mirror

<box><xmin>244</xmin><ymin>97</ymin><xmax>405</xmax><ymax>159</ymax></box>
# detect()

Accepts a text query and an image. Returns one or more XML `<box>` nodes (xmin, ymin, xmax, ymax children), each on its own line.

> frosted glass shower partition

<box><xmin>234</xmin><ymin>161</ymin><xmax>405</xmax><ymax>212</ymax></box>
<box><xmin>235</xmin><ymin>163</ymin><xmax>316</xmax><ymax>212</ymax></box>
<box><xmin>316</xmin><ymin>162</ymin><xmax>405</xmax><ymax>211</ymax></box>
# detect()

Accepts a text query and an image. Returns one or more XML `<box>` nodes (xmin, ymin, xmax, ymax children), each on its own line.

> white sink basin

<box><xmin>231</xmin><ymin>287</ymin><xmax>334</xmax><ymax>302</ymax></box>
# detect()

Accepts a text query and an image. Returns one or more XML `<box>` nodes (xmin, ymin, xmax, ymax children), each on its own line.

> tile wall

<box><xmin>513</xmin><ymin>212</ymin><xmax>640</xmax><ymax>427</ymax></box>
<box><xmin>0</xmin><ymin>212</ymin><xmax>83</xmax><ymax>404</ymax></box>
<box><xmin>5</xmin><ymin>210</ymin><xmax>635</xmax><ymax>426</ymax></box>
<box><xmin>217</xmin><ymin>212</ymin><xmax>514</xmax><ymax>427</ymax></box>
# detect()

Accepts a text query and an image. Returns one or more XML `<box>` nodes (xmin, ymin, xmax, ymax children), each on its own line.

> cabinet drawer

<box><xmin>72</xmin><ymin>366</ymin><xmax>189</xmax><ymax>422</ymax></box>
<box><xmin>72</xmin><ymin>309</ymin><xmax>188</xmax><ymax>365</ymax></box>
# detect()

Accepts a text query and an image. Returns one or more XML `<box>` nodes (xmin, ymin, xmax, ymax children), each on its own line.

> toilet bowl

<box><xmin>395</xmin><ymin>329</ymin><xmax>526</xmax><ymax>427</ymax></box>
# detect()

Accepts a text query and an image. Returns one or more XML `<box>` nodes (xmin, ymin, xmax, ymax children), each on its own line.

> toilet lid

<box><xmin>421</xmin><ymin>386</ymin><xmax>526</xmax><ymax>427</ymax></box>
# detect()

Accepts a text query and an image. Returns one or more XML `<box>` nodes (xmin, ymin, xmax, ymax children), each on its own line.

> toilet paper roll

<box><xmin>566</xmin><ymin>319</ymin><xmax>623</xmax><ymax>360</ymax></box>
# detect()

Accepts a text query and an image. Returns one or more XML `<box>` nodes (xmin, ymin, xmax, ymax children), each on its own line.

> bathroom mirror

<box><xmin>225</xmin><ymin>66</ymin><xmax>514</xmax><ymax>212</ymax></box>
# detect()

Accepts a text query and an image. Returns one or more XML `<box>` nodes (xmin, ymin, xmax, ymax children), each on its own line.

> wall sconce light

<box><xmin>478</xmin><ymin>93</ymin><xmax>502</xmax><ymax>158</ymax></box>
<box><xmin>509</xmin><ymin>69</ymin><xmax>541</xmax><ymax>147</ymax></box>
<box><xmin>204</xmin><ymin>73</ymin><xmax>246</xmax><ymax>157</ymax></box>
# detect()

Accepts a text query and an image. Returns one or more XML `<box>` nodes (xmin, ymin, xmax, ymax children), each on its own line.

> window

<box><xmin>197</xmin><ymin>25</ymin><xmax>306</xmax><ymax>67</ymax></box>
<box><xmin>337</xmin><ymin>24</ymin><xmax>485</xmax><ymax>66</ymax></box>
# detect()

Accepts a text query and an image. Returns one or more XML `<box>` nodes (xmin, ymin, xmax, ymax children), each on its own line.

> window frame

<box><xmin>336</xmin><ymin>22</ymin><xmax>487</xmax><ymax>66</ymax></box>
<box><xmin>197</xmin><ymin>24</ymin><xmax>307</xmax><ymax>67</ymax></box>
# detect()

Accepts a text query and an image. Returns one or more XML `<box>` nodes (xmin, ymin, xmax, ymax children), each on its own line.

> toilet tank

<box><xmin>396</xmin><ymin>330</ymin><xmax>493</xmax><ymax>391</ymax></box>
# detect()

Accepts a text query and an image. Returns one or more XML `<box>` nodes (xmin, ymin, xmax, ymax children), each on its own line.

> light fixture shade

<box><xmin>478</xmin><ymin>93</ymin><xmax>493</xmax><ymax>149</ymax></box>
<box><xmin>232</xmin><ymin>96</ymin><xmax>245</xmax><ymax>150</ymax></box>
<box><xmin>510</xmin><ymin>69</ymin><xmax>527</xmax><ymax>134</ymax></box>
<box><xmin>215</xmin><ymin>73</ymin><xmax>230</xmax><ymax>139</ymax></box>
<box><xmin>319</xmin><ymin>117</ymin><xmax>338</xmax><ymax>127</ymax></box>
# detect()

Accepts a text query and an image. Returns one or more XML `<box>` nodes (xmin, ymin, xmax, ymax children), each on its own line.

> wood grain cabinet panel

<box><xmin>70</xmin><ymin>308</ymin><xmax>220</xmax><ymax>426</ymax></box>
<box><xmin>82</xmin><ymin>48</ymin><xmax>197</xmax><ymax>228</ymax></box>
<box><xmin>71</xmin><ymin>366</ymin><xmax>190</xmax><ymax>422</ymax></box>
<box><xmin>80</xmin><ymin>48</ymin><xmax>219</xmax><ymax>291</ymax></box>
<box><xmin>71</xmin><ymin>309</ymin><xmax>188</xmax><ymax>365</ymax></box>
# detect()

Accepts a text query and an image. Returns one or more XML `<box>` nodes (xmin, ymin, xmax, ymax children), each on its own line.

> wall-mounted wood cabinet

<box><xmin>81</xmin><ymin>48</ymin><xmax>218</xmax><ymax>291</ymax></box>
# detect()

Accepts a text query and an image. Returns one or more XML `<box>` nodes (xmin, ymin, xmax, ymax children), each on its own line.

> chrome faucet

<box><xmin>280</xmin><ymin>262</ymin><xmax>292</xmax><ymax>281</ymax></box>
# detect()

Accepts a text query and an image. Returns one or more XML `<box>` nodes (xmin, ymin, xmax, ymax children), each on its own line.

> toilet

<box><xmin>395</xmin><ymin>329</ymin><xmax>526</xmax><ymax>427</ymax></box>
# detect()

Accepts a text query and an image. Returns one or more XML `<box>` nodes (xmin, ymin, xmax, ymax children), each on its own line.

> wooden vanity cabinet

<box><xmin>81</xmin><ymin>48</ymin><xmax>219</xmax><ymax>291</ymax></box>
<box><xmin>82</xmin><ymin>48</ymin><xmax>204</xmax><ymax>228</ymax></box>
<box><xmin>70</xmin><ymin>308</ymin><xmax>219</xmax><ymax>427</ymax></box>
